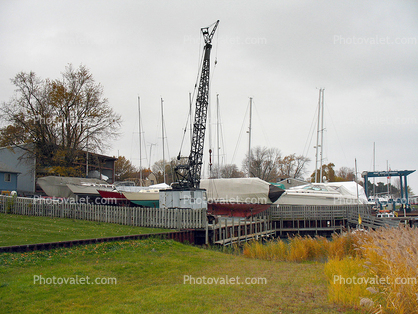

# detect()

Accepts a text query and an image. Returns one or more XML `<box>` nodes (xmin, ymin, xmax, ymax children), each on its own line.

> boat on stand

<box><xmin>200</xmin><ymin>178</ymin><xmax>285</xmax><ymax>218</ymax></box>
<box><xmin>274</xmin><ymin>181</ymin><xmax>369</xmax><ymax>206</ymax></box>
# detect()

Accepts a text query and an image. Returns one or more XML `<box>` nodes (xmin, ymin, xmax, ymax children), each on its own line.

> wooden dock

<box><xmin>2</xmin><ymin>195</ymin><xmax>414</xmax><ymax>248</ymax></box>
<box><xmin>259</xmin><ymin>204</ymin><xmax>405</xmax><ymax>238</ymax></box>
<box><xmin>209</xmin><ymin>216</ymin><xmax>273</xmax><ymax>246</ymax></box>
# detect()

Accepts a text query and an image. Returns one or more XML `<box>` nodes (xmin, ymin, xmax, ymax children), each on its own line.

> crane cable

<box><xmin>177</xmin><ymin>33</ymin><xmax>204</xmax><ymax>159</ymax></box>
<box><xmin>177</xmin><ymin>22</ymin><xmax>220</xmax><ymax>161</ymax></box>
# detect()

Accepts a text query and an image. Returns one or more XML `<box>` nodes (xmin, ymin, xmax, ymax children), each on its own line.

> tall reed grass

<box><xmin>326</xmin><ymin>226</ymin><xmax>418</xmax><ymax>313</ymax></box>
<box><xmin>241</xmin><ymin>232</ymin><xmax>363</xmax><ymax>262</ymax></box>
<box><xmin>241</xmin><ymin>227</ymin><xmax>418</xmax><ymax>313</ymax></box>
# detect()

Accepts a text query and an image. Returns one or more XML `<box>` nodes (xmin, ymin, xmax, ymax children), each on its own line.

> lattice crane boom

<box><xmin>173</xmin><ymin>20</ymin><xmax>219</xmax><ymax>190</ymax></box>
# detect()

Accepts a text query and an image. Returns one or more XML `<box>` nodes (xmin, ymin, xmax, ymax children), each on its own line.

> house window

<box><xmin>4</xmin><ymin>173</ymin><xmax>11</xmax><ymax>182</ymax></box>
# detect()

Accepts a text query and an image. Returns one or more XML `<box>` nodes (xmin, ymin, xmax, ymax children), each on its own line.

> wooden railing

<box><xmin>211</xmin><ymin>216</ymin><xmax>273</xmax><ymax>246</ymax></box>
<box><xmin>0</xmin><ymin>195</ymin><xmax>207</xmax><ymax>230</ymax></box>
<box><xmin>262</xmin><ymin>204</ymin><xmax>400</xmax><ymax>229</ymax></box>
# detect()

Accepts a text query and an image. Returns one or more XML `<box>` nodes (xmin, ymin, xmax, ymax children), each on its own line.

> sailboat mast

<box><xmin>248</xmin><ymin>97</ymin><xmax>253</xmax><ymax>177</ymax></box>
<box><xmin>314</xmin><ymin>89</ymin><xmax>321</xmax><ymax>183</ymax></box>
<box><xmin>319</xmin><ymin>89</ymin><xmax>325</xmax><ymax>183</ymax></box>
<box><xmin>208</xmin><ymin>90</ymin><xmax>212</xmax><ymax>178</ymax></box>
<box><xmin>138</xmin><ymin>97</ymin><xmax>143</xmax><ymax>185</ymax></box>
<box><xmin>387</xmin><ymin>160</ymin><xmax>390</xmax><ymax>197</ymax></box>
<box><xmin>373</xmin><ymin>142</ymin><xmax>376</xmax><ymax>198</ymax></box>
<box><xmin>355</xmin><ymin>158</ymin><xmax>360</xmax><ymax>214</ymax></box>
<box><xmin>161</xmin><ymin>98</ymin><xmax>165</xmax><ymax>183</ymax></box>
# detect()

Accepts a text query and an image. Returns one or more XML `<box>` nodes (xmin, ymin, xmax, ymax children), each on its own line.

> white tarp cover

<box><xmin>37</xmin><ymin>176</ymin><xmax>109</xmax><ymax>198</ymax></box>
<box><xmin>116</xmin><ymin>183</ymin><xmax>170</xmax><ymax>193</ymax></box>
<box><xmin>200</xmin><ymin>178</ymin><xmax>271</xmax><ymax>204</ymax></box>
<box><xmin>326</xmin><ymin>181</ymin><xmax>369</xmax><ymax>204</ymax></box>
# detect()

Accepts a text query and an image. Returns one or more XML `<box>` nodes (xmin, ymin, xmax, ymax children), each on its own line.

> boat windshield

<box><xmin>301</xmin><ymin>185</ymin><xmax>329</xmax><ymax>192</ymax></box>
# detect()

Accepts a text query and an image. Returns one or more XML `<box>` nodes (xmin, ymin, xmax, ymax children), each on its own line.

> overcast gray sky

<box><xmin>1</xmin><ymin>0</ymin><xmax>417</xmax><ymax>192</ymax></box>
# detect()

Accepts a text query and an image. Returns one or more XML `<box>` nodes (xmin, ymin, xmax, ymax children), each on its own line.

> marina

<box><xmin>2</xmin><ymin>195</ymin><xmax>415</xmax><ymax>248</ymax></box>
<box><xmin>0</xmin><ymin>17</ymin><xmax>416</xmax><ymax>252</ymax></box>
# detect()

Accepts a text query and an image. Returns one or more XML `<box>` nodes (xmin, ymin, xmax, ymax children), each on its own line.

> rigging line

<box><xmin>220</xmin><ymin>124</ymin><xmax>227</xmax><ymax>166</ymax></box>
<box><xmin>207</xmin><ymin>28</ymin><xmax>219</xmax><ymax>158</ymax></box>
<box><xmin>253</xmin><ymin>100</ymin><xmax>271</xmax><ymax>148</ymax></box>
<box><xmin>178</xmin><ymin>95</ymin><xmax>192</xmax><ymax>157</ymax></box>
<box><xmin>218</xmin><ymin>102</ymin><xmax>227</xmax><ymax>166</ymax></box>
<box><xmin>162</xmin><ymin>117</ymin><xmax>171</xmax><ymax>162</ymax></box>
<box><xmin>215</xmin><ymin>22</ymin><xmax>220</xmax><ymax>63</ymax></box>
<box><xmin>161</xmin><ymin>112</ymin><xmax>175</xmax><ymax>182</ymax></box>
<box><xmin>325</xmin><ymin>103</ymin><xmax>349</xmax><ymax>166</ymax></box>
<box><xmin>209</xmin><ymin>22</ymin><xmax>219</xmax><ymax>84</ymax></box>
<box><xmin>231</xmin><ymin>101</ymin><xmax>250</xmax><ymax>164</ymax></box>
<box><xmin>302</xmin><ymin>103</ymin><xmax>318</xmax><ymax>159</ymax></box>
<box><xmin>129</xmin><ymin>113</ymin><xmax>140</xmax><ymax>164</ymax></box>
<box><xmin>140</xmin><ymin>113</ymin><xmax>149</xmax><ymax>170</ymax></box>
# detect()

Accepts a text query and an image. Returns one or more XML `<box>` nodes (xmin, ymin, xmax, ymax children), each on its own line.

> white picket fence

<box><xmin>0</xmin><ymin>195</ymin><xmax>207</xmax><ymax>230</ymax></box>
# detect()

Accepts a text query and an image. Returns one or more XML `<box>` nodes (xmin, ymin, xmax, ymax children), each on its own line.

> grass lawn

<box><xmin>0</xmin><ymin>213</ymin><xmax>172</xmax><ymax>246</ymax></box>
<box><xmin>0</xmin><ymin>238</ymin><xmax>364</xmax><ymax>313</ymax></box>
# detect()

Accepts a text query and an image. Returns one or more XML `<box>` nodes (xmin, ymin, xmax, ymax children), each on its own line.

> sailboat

<box><xmin>108</xmin><ymin>98</ymin><xmax>171</xmax><ymax>207</ymax></box>
<box><xmin>199</xmin><ymin>98</ymin><xmax>285</xmax><ymax>218</ymax></box>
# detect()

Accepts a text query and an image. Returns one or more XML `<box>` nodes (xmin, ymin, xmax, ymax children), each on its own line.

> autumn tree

<box><xmin>115</xmin><ymin>156</ymin><xmax>137</xmax><ymax>181</ymax></box>
<box><xmin>0</xmin><ymin>64</ymin><xmax>121</xmax><ymax>175</ymax></box>
<box><xmin>335</xmin><ymin>167</ymin><xmax>355</xmax><ymax>181</ymax></box>
<box><xmin>242</xmin><ymin>146</ymin><xmax>281</xmax><ymax>181</ymax></box>
<box><xmin>310</xmin><ymin>163</ymin><xmax>336</xmax><ymax>182</ymax></box>
<box><xmin>277</xmin><ymin>154</ymin><xmax>310</xmax><ymax>179</ymax></box>
<box><xmin>220</xmin><ymin>164</ymin><xmax>245</xmax><ymax>178</ymax></box>
<box><xmin>209</xmin><ymin>164</ymin><xmax>245</xmax><ymax>178</ymax></box>
<box><xmin>152</xmin><ymin>158</ymin><xmax>183</xmax><ymax>184</ymax></box>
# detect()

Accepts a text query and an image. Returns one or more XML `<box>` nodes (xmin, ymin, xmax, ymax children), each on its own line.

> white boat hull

<box><xmin>274</xmin><ymin>182</ymin><xmax>368</xmax><ymax>206</ymax></box>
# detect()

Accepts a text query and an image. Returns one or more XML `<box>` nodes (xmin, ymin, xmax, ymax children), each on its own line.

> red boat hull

<box><xmin>207</xmin><ymin>203</ymin><xmax>271</xmax><ymax>218</ymax></box>
<box><xmin>97</xmin><ymin>190</ymin><xmax>128</xmax><ymax>205</ymax></box>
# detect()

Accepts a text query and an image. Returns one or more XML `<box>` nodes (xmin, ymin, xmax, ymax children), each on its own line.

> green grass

<box><xmin>0</xmin><ymin>213</ymin><xmax>172</xmax><ymax>246</ymax></box>
<box><xmin>0</xmin><ymin>238</ymin><xmax>363</xmax><ymax>313</ymax></box>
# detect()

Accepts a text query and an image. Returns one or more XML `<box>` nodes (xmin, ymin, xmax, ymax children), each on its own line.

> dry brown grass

<box><xmin>325</xmin><ymin>226</ymin><xmax>418</xmax><ymax>313</ymax></box>
<box><xmin>242</xmin><ymin>232</ymin><xmax>363</xmax><ymax>262</ymax></box>
<box><xmin>242</xmin><ymin>227</ymin><xmax>418</xmax><ymax>313</ymax></box>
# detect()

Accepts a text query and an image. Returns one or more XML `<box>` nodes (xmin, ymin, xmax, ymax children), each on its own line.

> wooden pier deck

<box><xmin>2</xmin><ymin>195</ymin><xmax>414</xmax><ymax>247</ymax></box>
<box><xmin>259</xmin><ymin>204</ymin><xmax>404</xmax><ymax>238</ymax></box>
<box><xmin>209</xmin><ymin>216</ymin><xmax>274</xmax><ymax>246</ymax></box>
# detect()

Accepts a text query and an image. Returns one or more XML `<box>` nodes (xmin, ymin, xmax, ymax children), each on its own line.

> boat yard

<box><xmin>1</xmin><ymin>16</ymin><xmax>416</xmax><ymax>250</ymax></box>
<box><xmin>2</xmin><ymin>194</ymin><xmax>415</xmax><ymax>248</ymax></box>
